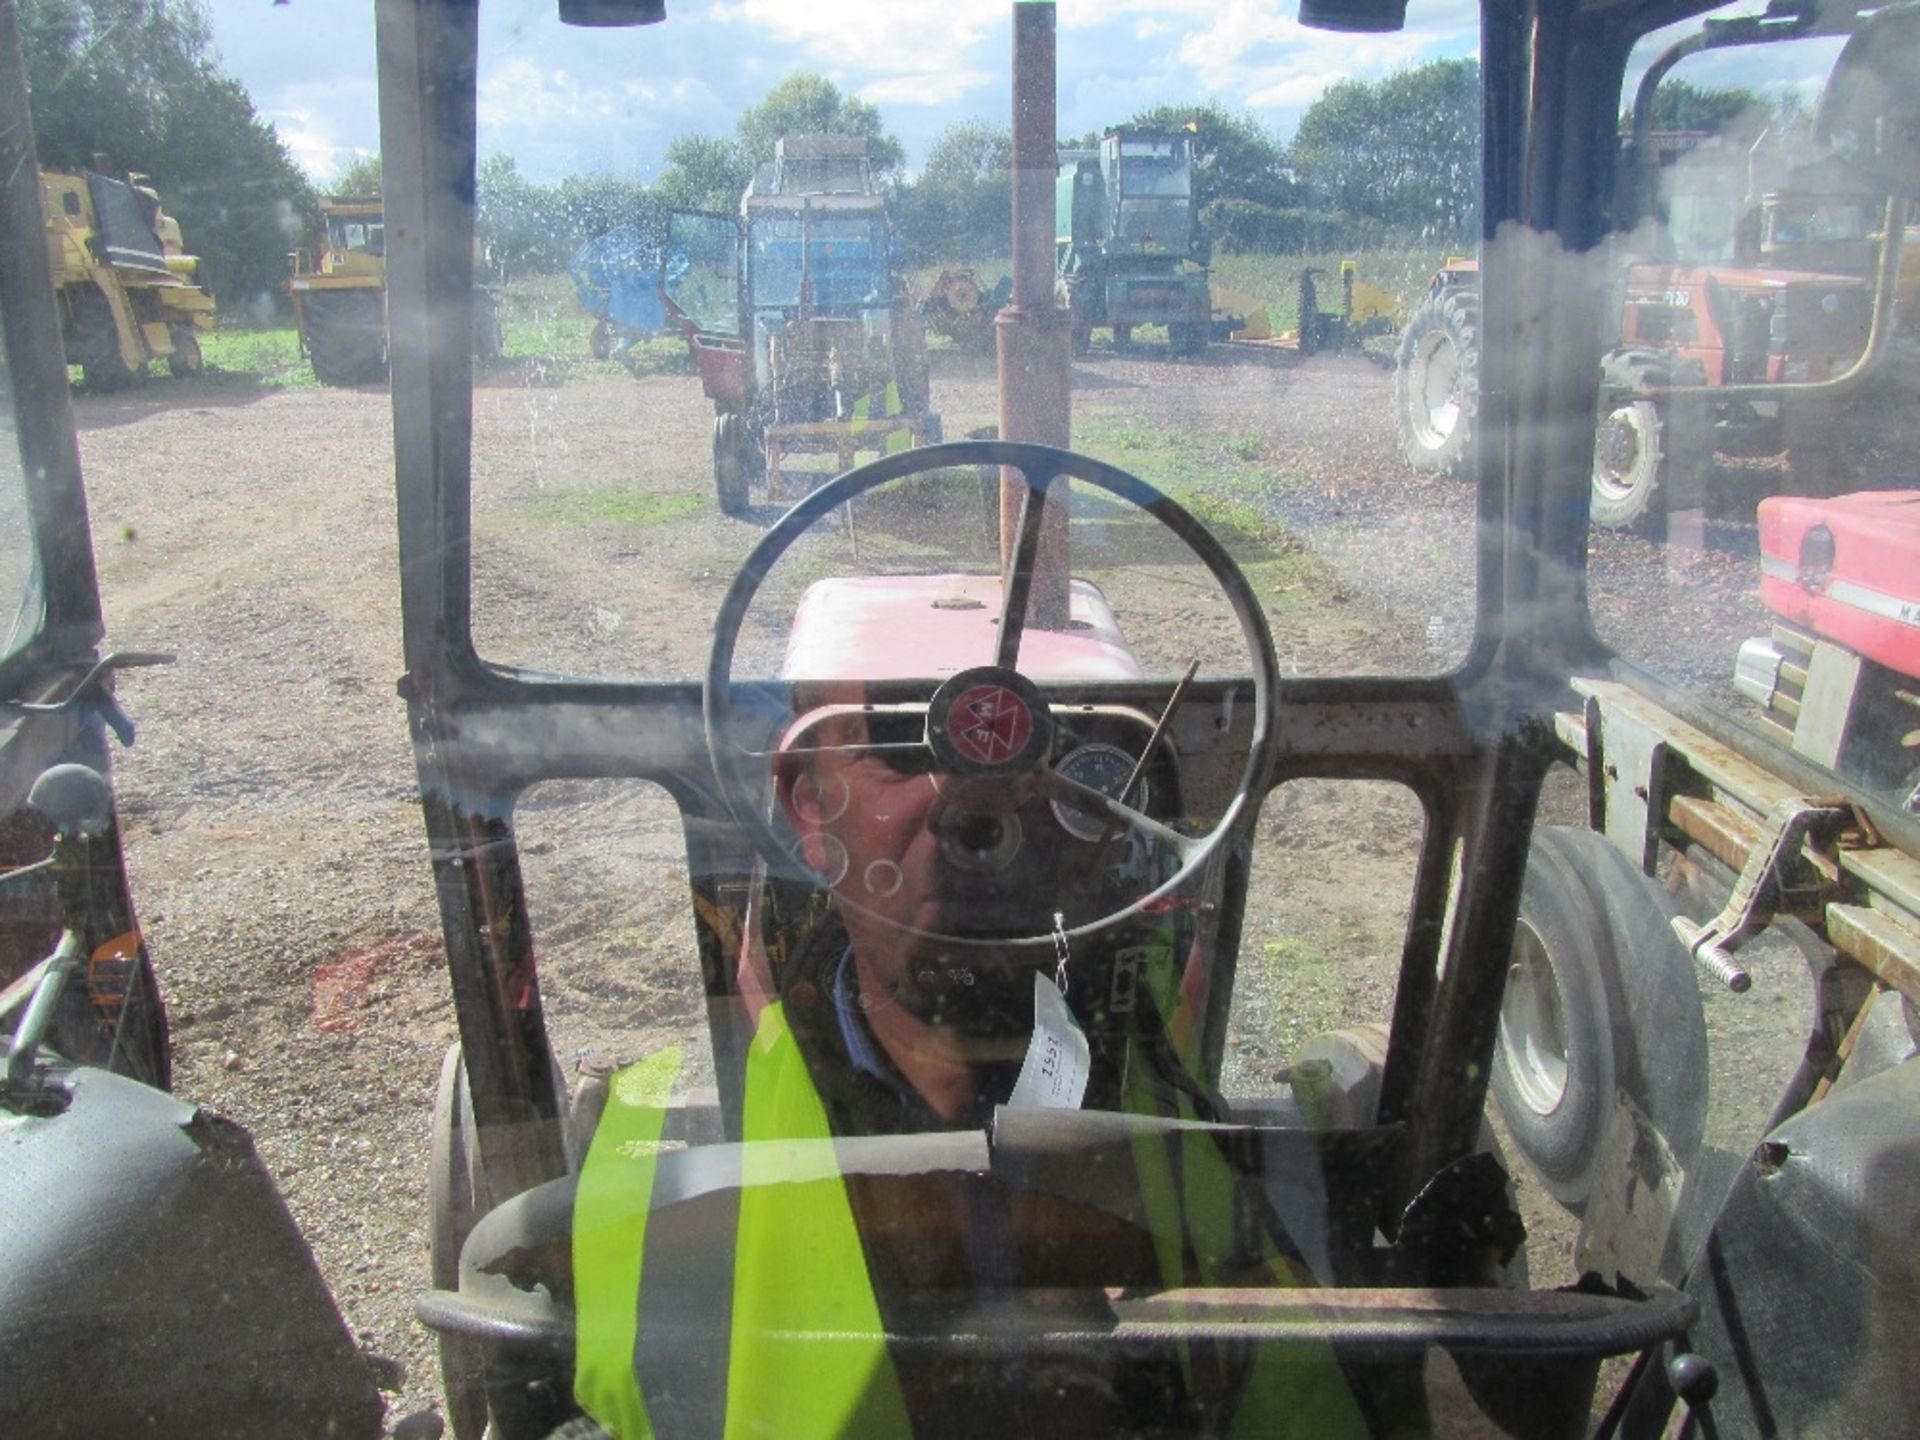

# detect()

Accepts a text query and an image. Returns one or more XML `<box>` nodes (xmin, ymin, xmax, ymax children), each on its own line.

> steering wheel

<box><xmin>704</xmin><ymin>440</ymin><xmax>1282</xmax><ymax>951</ymax></box>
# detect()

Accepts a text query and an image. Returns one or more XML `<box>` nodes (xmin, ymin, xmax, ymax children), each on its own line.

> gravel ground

<box><xmin>59</xmin><ymin>339</ymin><xmax>1792</xmax><ymax>1430</ymax></box>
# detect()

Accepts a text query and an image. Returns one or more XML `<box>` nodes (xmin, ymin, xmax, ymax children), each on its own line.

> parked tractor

<box><xmin>40</xmin><ymin>167</ymin><xmax>214</xmax><ymax>391</ymax></box>
<box><xmin>288</xmin><ymin>196</ymin><xmax>502</xmax><ymax>386</ymax></box>
<box><xmin>1056</xmin><ymin>129</ymin><xmax>1214</xmax><ymax>355</ymax></box>
<box><xmin>662</xmin><ymin>135</ymin><xmax>936</xmax><ymax>515</ymax></box>
<box><xmin>1395</xmin><ymin>2</ymin><xmax>1920</xmax><ymax>529</ymax></box>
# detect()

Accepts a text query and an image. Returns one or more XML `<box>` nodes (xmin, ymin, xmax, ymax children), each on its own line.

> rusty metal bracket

<box><xmin>1671</xmin><ymin>796</ymin><xmax>1848</xmax><ymax>991</ymax></box>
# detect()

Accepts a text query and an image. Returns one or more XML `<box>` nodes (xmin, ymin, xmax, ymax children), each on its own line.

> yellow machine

<box><xmin>288</xmin><ymin>196</ymin><xmax>501</xmax><ymax>386</ymax></box>
<box><xmin>41</xmin><ymin>168</ymin><xmax>215</xmax><ymax>390</ymax></box>
<box><xmin>286</xmin><ymin>197</ymin><xmax>391</xmax><ymax>386</ymax></box>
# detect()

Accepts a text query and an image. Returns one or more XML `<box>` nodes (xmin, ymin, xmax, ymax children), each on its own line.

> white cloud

<box><xmin>859</xmin><ymin>70</ymin><xmax>995</xmax><ymax>107</ymax></box>
<box><xmin>712</xmin><ymin>0</ymin><xmax>1003</xmax><ymax>71</ymax></box>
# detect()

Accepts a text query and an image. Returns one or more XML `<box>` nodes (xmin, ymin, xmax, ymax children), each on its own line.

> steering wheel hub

<box><xmin>927</xmin><ymin>667</ymin><xmax>1053</xmax><ymax>776</ymax></box>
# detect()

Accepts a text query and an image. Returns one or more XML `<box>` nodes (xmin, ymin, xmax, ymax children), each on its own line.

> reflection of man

<box><xmin>573</xmin><ymin>690</ymin><xmax>1368</xmax><ymax>1440</ymax></box>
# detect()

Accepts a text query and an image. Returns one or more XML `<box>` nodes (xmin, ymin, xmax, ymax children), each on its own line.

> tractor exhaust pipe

<box><xmin>996</xmin><ymin>0</ymin><xmax>1072</xmax><ymax>630</ymax></box>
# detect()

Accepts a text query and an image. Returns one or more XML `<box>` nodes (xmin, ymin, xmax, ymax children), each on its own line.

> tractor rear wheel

<box><xmin>589</xmin><ymin>318</ymin><xmax>613</xmax><ymax>362</ymax></box>
<box><xmin>306</xmin><ymin>291</ymin><xmax>388</xmax><ymax>386</ymax></box>
<box><xmin>1394</xmin><ymin>287</ymin><xmax>1479</xmax><ymax>477</ymax></box>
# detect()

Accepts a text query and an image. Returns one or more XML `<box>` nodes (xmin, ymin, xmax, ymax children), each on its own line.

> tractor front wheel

<box><xmin>1590</xmin><ymin>397</ymin><xmax>1667</xmax><ymax>531</ymax></box>
<box><xmin>1167</xmin><ymin>322</ymin><xmax>1206</xmax><ymax>357</ymax></box>
<box><xmin>166</xmin><ymin>328</ymin><xmax>203</xmax><ymax>378</ymax></box>
<box><xmin>714</xmin><ymin>413</ymin><xmax>752</xmax><ymax>516</ymax></box>
<box><xmin>1394</xmin><ymin>287</ymin><xmax>1479</xmax><ymax>477</ymax></box>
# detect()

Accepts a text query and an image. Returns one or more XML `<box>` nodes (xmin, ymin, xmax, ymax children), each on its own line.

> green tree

<box><xmin>734</xmin><ymin>74</ymin><xmax>905</xmax><ymax>179</ymax></box>
<box><xmin>332</xmin><ymin>154</ymin><xmax>383</xmax><ymax>198</ymax></box>
<box><xmin>1635</xmin><ymin>80</ymin><xmax>1767</xmax><ymax>136</ymax></box>
<box><xmin>655</xmin><ymin>134</ymin><xmax>750</xmax><ymax>212</ymax></box>
<box><xmin>898</xmin><ymin>120</ymin><xmax>1011</xmax><ymax>260</ymax></box>
<box><xmin>1290</xmin><ymin>58</ymin><xmax>1480</xmax><ymax>238</ymax></box>
<box><xmin>21</xmin><ymin>0</ymin><xmax>317</xmax><ymax>312</ymax></box>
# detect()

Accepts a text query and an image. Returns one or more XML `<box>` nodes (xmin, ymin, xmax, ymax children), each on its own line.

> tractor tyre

<box><xmin>714</xmin><ymin>413</ymin><xmax>751</xmax><ymax>516</ymax></box>
<box><xmin>1112</xmin><ymin>323</ymin><xmax>1134</xmax><ymax>350</ymax></box>
<box><xmin>72</xmin><ymin>295</ymin><xmax>144</xmax><ymax>393</ymax></box>
<box><xmin>589</xmin><ymin>318</ymin><xmax>614</xmax><ymax>363</ymax></box>
<box><xmin>1589</xmin><ymin>396</ymin><xmax>1668</xmax><ymax>532</ymax></box>
<box><xmin>306</xmin><ymin>292</ymin><xmax>388</xmax><ymax>386</ymax></box>
<box><xmin>1394</xmin><ymin>287</ymin><xmax>1479</xmax><ymax>478</ymax></box>
<box><xmin>430</xmin><ymin>1044</ymin><xmax>492</xmax><ymax>1440</ymax></box>
<box><xmin>1491</xmin><ymin>826</ymin><xmax>1709</xmax><ymax>1213</ymax></box>
<box><xmin>1167</xmin><ymin>322</ymin><xmax>1206</xmax><ymax>358</ymax></box>
<box><xmin>165</xmin><ymin>328</ymin><xmax>203</xmax><ymax>379</ymax></box>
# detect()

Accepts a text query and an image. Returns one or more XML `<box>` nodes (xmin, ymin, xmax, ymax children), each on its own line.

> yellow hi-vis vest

<box><xmin>572</xmin><ymin>1003</ymin><xmax>1367</xmax><ymax>1438</ymax></box>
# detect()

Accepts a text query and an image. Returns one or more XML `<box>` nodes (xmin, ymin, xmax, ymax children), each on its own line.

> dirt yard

<box><xmin>64</xmin><ymin>340</ymin><xmax>1794</xmax><ymax>1427</ymax></box>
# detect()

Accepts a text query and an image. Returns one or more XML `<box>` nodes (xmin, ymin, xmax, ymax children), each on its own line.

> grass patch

<box><xmin>189</xmin><ymin>324</ymin><xmax>317</xmax><ymax>389</ymax></box>
<box><xmin>517</xmin><ymin>485</ymin><xmax>706</xmax><ymax>527</ymax></box>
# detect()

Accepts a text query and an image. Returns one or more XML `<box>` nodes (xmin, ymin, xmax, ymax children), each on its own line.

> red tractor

<box><xmin>1396</xmin><ymin>3</ymin><xmax>1920</xmax><ymax>529</ymax></box>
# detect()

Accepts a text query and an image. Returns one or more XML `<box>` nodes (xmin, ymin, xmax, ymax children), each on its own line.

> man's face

<box><xmin>778</xmin><ymin>707</ymin><xmax>1057</xmax><ymax>1031</ymax></box>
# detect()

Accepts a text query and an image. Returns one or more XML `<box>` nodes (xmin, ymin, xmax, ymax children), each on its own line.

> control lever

<box><xmin>5</xmin><ymin>650</ymin><xmax>174</xmax><ymax>746</ymax></box>
<box><xmin>1671</xmin><ymin>795</ymin><xmax>1846</xmax><ymax>992</ymax></box>
<box><xmin>4</xmin><ymin>765</ymin><xmax>114</xmax><ymax>1097</ymax></box>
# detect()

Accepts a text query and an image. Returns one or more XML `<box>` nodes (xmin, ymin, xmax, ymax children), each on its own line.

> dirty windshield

<box><xmin>5</xmin><ymin>0</ymin><xmax>1919</xmax><ymax>1438</ymax></box>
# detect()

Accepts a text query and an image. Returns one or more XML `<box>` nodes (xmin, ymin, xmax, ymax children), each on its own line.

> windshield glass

<box><xmin>0</xmin><ymin>314</ymin><xmax>44</xmax><ymax>668</ymax></box>
<box><xmin>12</xmin><ymin>1</ymin><xmax>1920</xmax><ymax>1438</ymax></box>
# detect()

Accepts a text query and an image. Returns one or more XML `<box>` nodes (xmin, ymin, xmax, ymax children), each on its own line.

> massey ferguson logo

<box><xmin>946</xmin><ymin>685</ymin><xmax>1032</xmax><ymax>766</ymax></box>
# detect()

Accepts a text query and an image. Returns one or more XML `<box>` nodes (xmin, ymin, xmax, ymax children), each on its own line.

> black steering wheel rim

<box><xmin>703</xmin><ymin>439</ymin><xmax>1282</xmax><ymax>949</ymax></box>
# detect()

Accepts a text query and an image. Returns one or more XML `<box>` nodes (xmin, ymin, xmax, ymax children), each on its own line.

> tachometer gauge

<box><xmin>1050</xmin><ymin>742</ymin><xmax>1148</xmax><ymax>842</ymax></box>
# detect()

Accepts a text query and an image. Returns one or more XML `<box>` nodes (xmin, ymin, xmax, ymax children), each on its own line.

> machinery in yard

<box><xmin>288</xmin><ymin>196</ymin><xmax>502</xmax><ymax>386</ymax></box>
<box><xmin>570</xmin><ymin>223</ymin><xmax>668</xmax><ymax>365</ymax></box>
<box><xmin>662</xmin><ymin>135</ymin><xmax>937</xmax><ymax>515</ymax></box>
<box><xmin>1395</xmin><ymin>1</ymin><xmax>1920</xmax><ymax>529</ymax></box>
<box><xmin>918</xmin><ymin>267</ymin><xmax>1011</xmax><ymax>349</ymax></box>
<box><xmin>39</xmin><ymin>166</ymin><xmax>215</xmax><ymax>390</ymax></box>
<box><xmin>1056</xmin><ymin>128</ymin><xmax>1215</xmax><ymax>355</ymax></box>
<box><xmin>6</xmin><ymin>2</ymin><xmax>1920</xmax><ymax>1440</ymax></box>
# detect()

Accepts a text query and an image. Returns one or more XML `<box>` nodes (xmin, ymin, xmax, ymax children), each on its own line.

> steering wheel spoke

<box><xmin>995</xmin><ymin>464</ymin><xmax>1061</xmax><ymax>670</ymax></box>
<box><xmin>1037</xmin><ymin>764</ymin><xmax>1197</xmax><ymax>863</ymax></box>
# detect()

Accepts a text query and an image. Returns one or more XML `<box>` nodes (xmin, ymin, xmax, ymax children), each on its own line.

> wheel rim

<box><xmin>1593</xmin><ymin>402</ymin><xmax>1657</xmax><ymax>503</ymax></box>
<box><xmin>1499</xmin><ymin>919</ymin><xmax>1569</xmax><ymax>1117</ymax></box>
<box><xmin>1410</xmin><ymin>332</ymin><xmax>1461</xmax><ymax>449</ymax></box>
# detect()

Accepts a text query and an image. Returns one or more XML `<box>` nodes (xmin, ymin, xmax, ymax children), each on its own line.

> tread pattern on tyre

<box><xmin>1394</xmin><ymin>285</ymin><xmax>1479</xmax><ymax>479</ymax></box>
<box><xmin>306</xmin><ymin>291</ymin><xmax>388</xmax><ymax>386</ymax></box>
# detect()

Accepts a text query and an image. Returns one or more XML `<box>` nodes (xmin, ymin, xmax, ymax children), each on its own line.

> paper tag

<box><xmin>1007</xmin><ymin>972</ymin><xmax>1090</xmax><ymax>1109</ymax></box>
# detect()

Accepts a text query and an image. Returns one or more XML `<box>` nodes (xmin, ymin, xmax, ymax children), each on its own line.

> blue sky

<box><xmin>205</xmin><ymin>0</ymin><xmax>1482</xmax><ymax>184</ymax></box>
<box><xmin>205</xmin><ymin>1</ymin><xmax>1833</xmax><ymax>187</ymax></box>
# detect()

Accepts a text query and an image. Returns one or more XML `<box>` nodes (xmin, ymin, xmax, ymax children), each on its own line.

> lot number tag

<box><xmin>1009</xmin><ymin>972</ymin><xmax>1089</xmax><ymax>1109</ymax></box>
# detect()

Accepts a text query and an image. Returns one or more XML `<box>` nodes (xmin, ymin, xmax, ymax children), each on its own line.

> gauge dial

<box><xmin>1050</xmin><ymin>742</ymin><xmax>1149</xmax><ymax>842</ymax></box>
